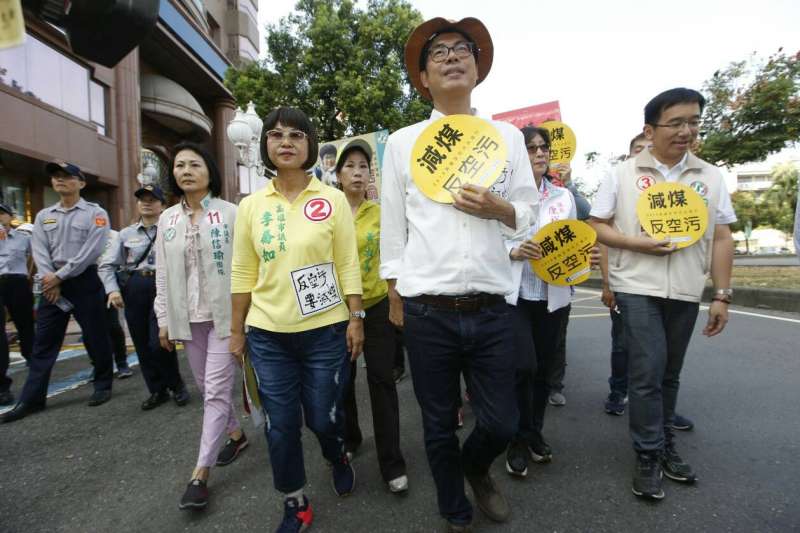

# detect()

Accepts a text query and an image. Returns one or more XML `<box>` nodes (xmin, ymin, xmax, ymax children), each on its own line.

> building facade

<box><xmin>0</xmin><ymin>0</ymin><xmax>259</xmax><ymax>227</ymax></box>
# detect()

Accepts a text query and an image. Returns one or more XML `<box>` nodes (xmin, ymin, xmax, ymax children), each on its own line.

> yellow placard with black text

<box><xmin>530</xmin><ymin>219</ymin><xmax>596</xmax><ymax>286</ymax></box>
<box><xmin>410</xmin><ymin>115</ymin><xmax>508</xmax><ymax>204</ymax></box>
<box><xmin>636</xmin><ymin>182</ymin><xmax>708</xmax><ymax>249</ymax></box>
<box><xmin>0</xmin><ymin>0</ymin><xmax>25</xmax><ymax>49</ymax></box>
<box><xmin>540</xmin><ymin>120</ymin><xmax>576</xmax><ymax>166</ymax></box>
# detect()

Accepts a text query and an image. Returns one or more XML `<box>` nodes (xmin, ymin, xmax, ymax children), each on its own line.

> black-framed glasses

<box><xmin>527</xmin><ymin>144</ymin><xmax>550</xmax><ymax>154</ymax></box>
<box><xmin>428</xmin><ymin>42</ymin><xmax>478</xmax><ymax>63</ymax></box>
<box><xmin>653</xmin><ymin>118</ymin><xmax>701</xmax><ymax>131</ymax></box>
<box><xmin>265</xmin><ymin>129</ymin><xmax>307</xmax><ymax>143</ymax></box>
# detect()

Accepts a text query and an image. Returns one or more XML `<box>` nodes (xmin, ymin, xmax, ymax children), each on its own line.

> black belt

<box><xmin>132</xmin><ymin>270</ymin><xmax>155</xmax><ymax>277</ymax></box>
<box><xmin>410</xmin><ymin>293</ymin><xmax>505</xmax><ymax>312</ymax></box>
<box><xmin>0</xmin><ymin>273</ymin><xmax>28</xmax><ymax>279</ymax></box>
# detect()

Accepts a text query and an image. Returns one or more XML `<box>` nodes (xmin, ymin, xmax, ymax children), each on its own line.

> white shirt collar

<box><xmin>652</xmin><ymin>151</ymin><xmax>688</xmax><ymax>176</ymax></box>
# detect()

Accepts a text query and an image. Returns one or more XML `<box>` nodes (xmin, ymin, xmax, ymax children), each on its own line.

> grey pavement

<box><xmin>733</xmin><ymin>255</ymin><xmax>799</xmax><ymax>266</ymax></box>
<box><xmin>1</xmin><ymin>289</ymin><xmax>798</xmax><ymax>533</ymax></box>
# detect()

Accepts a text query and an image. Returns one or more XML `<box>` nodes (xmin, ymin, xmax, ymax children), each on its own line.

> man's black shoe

<box><xmin>465</xmin><ymin>472</ymin><xmax>510</xmax><ymax>522</ymax></box>
<box><xmin>0</xmin><ymin>402</ymin><xmax>45</xmax><ymax>423</ymax></box>
<box><xmin>661</xmin><ymin>442</ymin><xmax>697</xmax><ymax>483</ymax></box>
<box><xmin>87</xmin><ymin>390</ymin><xmax>112</xmax><ymax>407</ymax></box>
<box><xmin>505</xmin><ymin>438</ymin><xmax>528</xmax><ymax>477</ymax></box>
<box><xmin>172</xmin><ymin>386</ymin><xmax>190</xmax><ymax>407</ymax></box>
<box><xmin>141</xmin><ymin>391</ymin><xmax>170</xmax><ymax>411</ymax></box>
<box><xmin>632</xmin><ymin>452</ymin><xmax>665</xmax><ymax>500</ymax></box>
<box><xmin>528</xmin><ymin>432</ymin><xmax>552</xmax><ymax>463</ymax></box>
<box><xmin>669</xmin><ymin>414</ymin><xmax>695</xmax><ymax>431</ymax></box>
<box><xmin>0</xmin><ymin>390</ymin><xmax>14</xmax><ymax>406</ymax></box>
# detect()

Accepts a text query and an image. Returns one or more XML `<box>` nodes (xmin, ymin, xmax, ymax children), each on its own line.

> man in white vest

<box><xmin>589</xmin><ymin>88</ymin><xmax>736</xmax><ymax>501</ymax></box>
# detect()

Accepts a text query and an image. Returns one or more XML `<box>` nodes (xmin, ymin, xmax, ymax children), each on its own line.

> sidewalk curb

<box><xmin>580</xmin><ymin>278</ymin><xmax>800</xmax><ymax>314</ymax></box>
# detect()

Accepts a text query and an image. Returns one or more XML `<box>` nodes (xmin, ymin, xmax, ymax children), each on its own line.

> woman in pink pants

<box><xmin>154</xmin><ymin>141</ymin><xmax>247</xmax><ymax>511</ymax></box>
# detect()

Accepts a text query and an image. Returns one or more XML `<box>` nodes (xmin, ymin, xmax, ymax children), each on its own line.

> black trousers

<box><xmin>104</xmin><ymin>306</ymin><xmax>128</xmax><ymax>369</ymax></box>
<box><xmin>547</xmin><ymin>311</ymin><xmax>570</xmax><ymax>393</ymax></box>
<box><xmin>20</xmin><ymin>266</ymin><xmax>113</xmax><ymax>405</ymax></box>
<box><xmin>342</xmin><ymin>297</ymin><xmax>406</xmax><ymax>481</ymax></box>
<box><xmin>122</xmin><ymin>272</ymin><xmax>183</xmax><ymax>394</ymax></box>
<box><xmin>513</xmin><ymin>300</ymin><xmax>571</xmax><ymax>444</ymax></box>
<box><xmin>0</xmin><ymin>274</ymin><xmax>34</xmax><ymax>392</ymax></box>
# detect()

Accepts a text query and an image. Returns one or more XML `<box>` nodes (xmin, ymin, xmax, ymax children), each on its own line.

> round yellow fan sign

<box><xmin>636</xmin><ymin>182</ymin><xmax>708</xmax><ymax>249</ymax></box>
<box><xmin>530</xmin><ymin>219</ymin><xmax>597</xmax><ymax>287</ymax></box>
<box><xmin>540</xmin><ymin>120</ymin><xmax>577</xmax><ymax>166</ymax></box>
<box><xmin>410</xmin><ymin>114</ymin><xmax>508</xmax><ymax>204</ymax></box>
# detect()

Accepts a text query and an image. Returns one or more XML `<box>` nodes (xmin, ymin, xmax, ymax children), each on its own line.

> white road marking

<box><xmin>574</xmin><ymin>288</ymin><xmax>800</xmax><ymax>324</ymax></box>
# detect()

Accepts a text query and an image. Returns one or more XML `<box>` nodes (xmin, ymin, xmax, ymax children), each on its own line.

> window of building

<box><xmin>207</xmin><ymin>13</ymin><xmax>221</xmax><ymax>48</ymax></box>
<box><xmin>0</xmin><ymin>34</ymin><xmax>105</xmax><ymax>128</ymax></box>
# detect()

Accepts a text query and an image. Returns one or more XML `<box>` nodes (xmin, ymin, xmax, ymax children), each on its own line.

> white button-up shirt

<box><xmin>380</xmin><ymin>109</ymin><xmax>539</xmax><ymax>297</ymax></box>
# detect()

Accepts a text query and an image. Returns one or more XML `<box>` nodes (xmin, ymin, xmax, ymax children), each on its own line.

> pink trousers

<box><xmin>182</xmin><ymin>321</ymin><xmax>241</xmax><ymax>468</ymax></box>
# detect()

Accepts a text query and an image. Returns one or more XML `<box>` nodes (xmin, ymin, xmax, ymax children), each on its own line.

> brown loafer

<box><xmin>465</xmin><ymin>472</ymin><xmax>510</xmax><ymax>522</ymax></box>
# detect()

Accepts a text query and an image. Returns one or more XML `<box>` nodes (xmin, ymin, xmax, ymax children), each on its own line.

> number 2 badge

<box><xmin>303</xmin><ymin>198</ymin><xmax>332</xmax><ymax>222</ymax></box>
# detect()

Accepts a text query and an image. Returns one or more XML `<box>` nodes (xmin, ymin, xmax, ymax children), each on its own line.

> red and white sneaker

<box><xmin>276</xmin><ymin>495</ymin><xmax>313</xmax><ymax>532</ymax></box>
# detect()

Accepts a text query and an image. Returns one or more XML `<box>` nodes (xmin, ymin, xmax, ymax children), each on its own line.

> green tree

<box><xmin>225</xmin><ymin>0</ymin><xmax>432</xmax><ymax>141</ymax></box>
<box><xmin>697</xmin><ymin>49</ymin><xmax>800</xmax><ymax>166</ymax></box>
<box><xmin>763</xmin><ymin>161</ymin><xmax>799</xmax><ymax>235</ymax></box>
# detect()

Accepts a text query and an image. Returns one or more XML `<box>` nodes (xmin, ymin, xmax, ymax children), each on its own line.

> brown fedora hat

<box><xmin>404</xmin><ymin>17</ymin><xmax>494</xmax><ymax>101</ymax></box>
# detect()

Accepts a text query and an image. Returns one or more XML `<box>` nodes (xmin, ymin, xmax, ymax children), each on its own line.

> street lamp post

<box><xmin>226</xmin><ymin>101</ymin><xmax>267</xmax><ymax>194</ymax></box>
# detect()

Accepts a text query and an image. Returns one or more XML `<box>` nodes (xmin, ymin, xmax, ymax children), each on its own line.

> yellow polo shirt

<box><xmin>231</xmin><ymin>178</ymin><xmax>362</xmax><ymax>332</ymax></box>
<box><xmin>354</xmin><ymin>201</ymin><xmax>388</xmax><ymax>309</ymax></box>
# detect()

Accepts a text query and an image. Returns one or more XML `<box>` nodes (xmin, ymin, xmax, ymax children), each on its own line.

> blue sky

<box><xmin>257</xmin><ymin>0</ymin><xmax>800</xmax><ymax>186</ymax></box>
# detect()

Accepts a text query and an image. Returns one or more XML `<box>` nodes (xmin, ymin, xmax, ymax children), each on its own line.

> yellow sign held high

<box><xmin>530</xmin><ymin>219</ymin><xmax>596</xmax><ymax>287</ymax></box>
<box><xmin>410</xmin><ymin>115</ymin><xmax>508</xmax><ymax>204</ymax></box>
<box><xmin>0</xmin><ymin>0</ymin><xmax>25</xmax><ymax>50</ymax></box>
<box><xmin>636</xmin><ymin>182</ymin><xmax>708</xmax><ymax>249</ymax></box>
<box><xmin>540</xmin><ymin>120</ymin><xmax>576</xmax><ymax>166</ymax></box>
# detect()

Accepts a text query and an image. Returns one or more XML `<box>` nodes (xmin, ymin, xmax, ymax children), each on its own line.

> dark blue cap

<box><xmin>0</xmin><ymin>203</ymin><xmax>13</xmax><ymax>215</ymax></box>
<box><xmin>134</xmin><ymin>185</ymin><xmax>166</xmax><ymax>203</ymax></box>
<box><xmin>45</xmin><ymin>161</ymin><xmax>86</xmax><ymax>180</ymax></box>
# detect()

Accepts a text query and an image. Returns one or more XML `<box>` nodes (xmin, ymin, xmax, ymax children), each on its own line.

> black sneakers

<box><xmin>632</xmin><ymin>452</ymin><xmax>665</xmax><ymax>500</ymax></box>
<box><xmin>216</xmin><ymin>433</ymin><xmax>249</xmax><ymax>466</ymax></box>
<box><xmin>528</xmin><ymin>432</ymin><xmax>552</xmax><ymax>463</ymax></box>
<box><xmin>277</xmin><ymin>495</ymin><xmax>313</xmax><ymax>532</ymax></box>
<box><xmin>661</xmin><ymin>441</ymin><xmax>697</xmax><ymax>483</ymax></box>
<box><xmin>178</xmin><ymin>479</ymin><xmax>208</xmax><ymax>510</ymax></box>
<box><xmin>505</xmin><ymin>438</ymin><xmax>529</xmax><ymax>477</ymax></box>
<box><xmin>141</xmin><ymin>391</ymin><xmax>170</xmax><ymax>411</ymax></box>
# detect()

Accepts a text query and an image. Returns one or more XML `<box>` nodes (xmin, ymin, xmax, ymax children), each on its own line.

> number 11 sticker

<box><xmin>207</xmin><ymin>210</ymin><xmax>223</xmax><ymax>225</ymax></box>
<box><xmin>304</xmin><ymin>198</ymin><xmax>332</xmax><ymax>222</ymax></box>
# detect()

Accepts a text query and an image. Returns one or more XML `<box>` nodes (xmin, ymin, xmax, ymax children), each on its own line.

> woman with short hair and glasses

<box><xmin>230</xmin><ymin>107</ymin><xmax>364</xmax><ymax>533</ymax></box>
<box><xmin>155</xmin><ymin>141</ymin><xmax>247</xmax><ymax>511</ymax></box>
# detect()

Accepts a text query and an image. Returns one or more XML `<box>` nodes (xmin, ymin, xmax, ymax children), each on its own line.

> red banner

<box><xmin>492</xmin><ymin>101</ymin><xmax>561</xmax><ymax>128</ymax></box>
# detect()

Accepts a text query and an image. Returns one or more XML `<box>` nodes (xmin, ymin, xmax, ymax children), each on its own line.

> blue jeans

<box><xmin>608</xmin><ymin>307</ymin><xmax>628</xmax><ymax>396</ymax></box>
<box><xmin>404</xmin><ymin>298</ymin><xmax>518</xmax><ymax>525</ymax></box>
<box><xmin>246</xmin><ymin>322</ymin><xmax>350</xmax><ymax>493</ymax></box>
<box><xmin>615</xmin><ymin>293</ymin><xmax>699</xmax><ymax>453</ymax></box>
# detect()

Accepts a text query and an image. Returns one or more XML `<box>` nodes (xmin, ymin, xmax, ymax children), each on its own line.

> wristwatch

<box><xmin>350</xmin><ymin>310</ymin><xmax>366</xmax><ymax>319</ymax></box>
<box><xmin>714</xmin><ymin>288</ymin><xmax>733</xmax><ymax>303</ymax></box>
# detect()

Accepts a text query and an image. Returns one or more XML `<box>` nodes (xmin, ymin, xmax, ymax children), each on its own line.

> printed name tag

<box><xmin>290</xmin><ymin>262</ymin><xmax>342</xmax><ymax>317</ymax></box>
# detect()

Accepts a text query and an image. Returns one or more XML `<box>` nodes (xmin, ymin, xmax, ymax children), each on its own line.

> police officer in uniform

<box><xmin>0</xmin><ymin>202</ymin><xmax>34</xmax><ymax>406</ymax></box>
<box><xmin>1</xmin><ymin>162</ymin><xmax>114</xmax><ymax>423</ymax></box>
<box><xmin>99</xmin><ymin>185</ymin><xmax>190</xmax><ymax>410</ymax></box>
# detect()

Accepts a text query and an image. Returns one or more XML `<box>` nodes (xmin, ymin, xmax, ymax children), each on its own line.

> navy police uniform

<box><xmin>19</xmin><ymin>193</ymin><xmax>113</xmax><ymax>407</ymax></box>
<box><xmin>0</xmin><ymin>207</ymin><xmax>35</xmax><ymax>402</ymax></box>
<box><xmin>99</xmin><ymin>186</ymin><xmax>187</xmax><ymax>405</ymax></box>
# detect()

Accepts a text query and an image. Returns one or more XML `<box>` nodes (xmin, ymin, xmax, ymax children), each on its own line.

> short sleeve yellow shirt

<box><xmin>231</xmin><ymin>178</ymin><xmax>362</xmax><ymax>333</ymax></box>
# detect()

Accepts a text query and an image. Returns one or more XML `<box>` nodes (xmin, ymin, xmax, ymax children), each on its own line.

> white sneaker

<box><xmin>388</xmin><ymin>475</ymin><xmax>408</xmax><ymax>493</ymax></box>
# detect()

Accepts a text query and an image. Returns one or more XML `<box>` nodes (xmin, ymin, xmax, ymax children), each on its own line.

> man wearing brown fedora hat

<box><xmin>380</xmin><ymin>17</ymin><xmax>538</xmax><ymax>531</ymax></box>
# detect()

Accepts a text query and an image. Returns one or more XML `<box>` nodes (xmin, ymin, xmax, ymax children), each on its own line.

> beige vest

<box><xmin>158</xmin><ymin>196</ymin><xmax>237</xmax><ymax>340</ymax></box>
<box><xmin>608</xmin><ymin>150</ymin><xmax>723</xmax><ymax>303</ymax></box>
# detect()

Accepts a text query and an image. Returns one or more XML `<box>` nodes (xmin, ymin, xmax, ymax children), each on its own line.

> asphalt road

<box><xmin>1</xmin><ymin>289</ymin><xmax>798</xmax><ymax>533</ymax></box>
